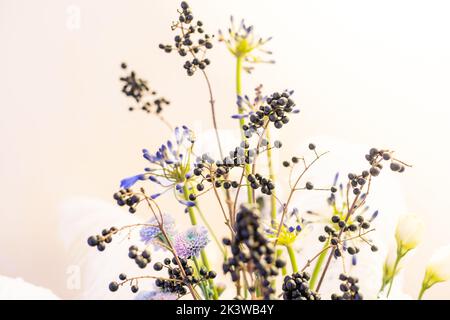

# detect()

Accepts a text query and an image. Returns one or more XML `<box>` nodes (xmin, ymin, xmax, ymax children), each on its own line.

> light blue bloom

<box><xmin>174</xmin><ymin>226</ymin><xmax>209</xmax><ymax>258</ymax></box>
<box><xmin>140</xmin><ymin>214</ymin><xmax>175</xmax><ymax>244</ymax></box>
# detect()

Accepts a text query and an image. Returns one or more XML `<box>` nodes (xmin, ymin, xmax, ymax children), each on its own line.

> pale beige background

<box><xmin>0</xmin><ymin>0</ymin><xmax>449</xmax><ymax>299</ymax></box>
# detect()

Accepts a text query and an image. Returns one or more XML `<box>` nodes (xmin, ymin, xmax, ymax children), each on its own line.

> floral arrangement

<box><xmin>87</xmin><ymin>2</ymin><xmax>450</xmax><ymax>300</ymax></box>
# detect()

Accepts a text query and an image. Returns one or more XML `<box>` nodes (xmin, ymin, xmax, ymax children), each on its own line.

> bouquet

<box><xmin>86</xmin><ymin>2</ymin><xmax>450</xmax><ymax>300</ymax></box>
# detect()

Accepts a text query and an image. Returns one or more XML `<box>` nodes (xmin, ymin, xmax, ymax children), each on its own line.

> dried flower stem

<box><xmin>200</xmin><ymin>70</ymin><xmax>224</xmax><ymax>159</ymax></box>
<box><xmin>275</xmin><ymin>151</ymin><xmax>329</xmax><ymax>246</ymax></box>
<box><xmin>143</xmin><ymin>194</ymin><xmax>201</xmax><ymax>300</ymax></box>
<box><xmin>236</xmin><ymin>56</ymin><xmax>253</xmax><ymax>204</ymax></box>
<box><xmin>315</xmin><ymin>174</ymin><xmax>374</xmax><ymax>292</ymax></box>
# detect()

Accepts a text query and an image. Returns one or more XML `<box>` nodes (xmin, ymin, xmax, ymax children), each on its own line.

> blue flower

<box><xmin>140</xmin><ymin>214</ymin><xmax>175</xmax><ymax>244</ymax></box>
<box><xmin>118</xmin><ymin>126</ymin><xmax>198</xmax><ymax>209</ymax></box>
<box><xmin>218</xmin><ymin>16</ymin><xmax>275</xmax><ymax>73</ymax></box>
<box><xmin>120</xmin><ymin>174</ymin><xmax>146</xmax><ymax>189</ymax></box>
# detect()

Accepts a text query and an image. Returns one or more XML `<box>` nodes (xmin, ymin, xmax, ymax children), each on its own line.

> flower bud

<box><xmin>424</xmin><ymin>244</ymin><xmax>450</xmax><ymax>285</ymax></box>
<box><xmin>382</xmin><ymin>246</ymin><xmax>402</xmax><ymax>283</ymax></box>
<box><xmin>395</xmin><ymin>214</ymin><xmax>424</xmax><ymax>252</ymax></box>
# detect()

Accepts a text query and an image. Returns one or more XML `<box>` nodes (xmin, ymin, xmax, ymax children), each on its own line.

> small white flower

<box><xmin>424</xmin><ymin>244</ymin><xmax>450</xmax><ymax>284</ymax></box>
<box><xmin>395</xmin><ymin>214</ymin><xmax>424</xmax><ymax>252</ymax></box>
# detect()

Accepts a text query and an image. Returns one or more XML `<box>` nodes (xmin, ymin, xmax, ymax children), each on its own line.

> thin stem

<box><xmin>315</xmin><ymin>167</ymin><xmax>380</xmax><ymax>292</ymax></box>
<box><xmin>308</xmin><ymin>241</ymin><xmax>331</xmax><ymax>289</ymax></box>
<box><xmin>193</xmin><ymin>256</ymin><xmax>209</xmax><ymax>299</ymax></box>
<box><xmin>387</xmin><ymin>252</ymin><xmax>402</xmax><ymax>298</ymax></box>
<box><xmin>276</xmin><ymin>249</ymin><xmax>287</xmax><ymax>276</ymax></box>
<box><xmin>265</xmin><ymin>125</ymin><xmax>278</xmax><ymax>224</ymax></box>
<box><xmin>189</xmin><ymin>182</ymin><xmax>226</xmax><ymax>257</ymax></box>
<box><xmin>200</xmin><ymin>70</ymin><xmax>224</xmax><ymax>159</ymax></box>
<box><xmin>211</xmin><ymin>182</ymin><xmax>235</xmax><ymax>235</ymax></box>
<box><xmin>275</xmin><ymin>151</ymin><xmax>329</xmax><ymax>246</ymax></box>
<box><xmin>200</xmin><ymin>249</ymin><xmax>219</xmax><ymax>299</ymax></box>
<box><xmin>142</xmin><ymin>195</ymin><xmax>201</xmax><ymax>300</ymax></box>
<box><xmin>286</xmin><ymin>245</ymin><xmax>298</xmax><ymax>273</ymax></box>
<box><xmin>418</xmin><ymin>281</ymin><xmax>430</xmax><ymax>300</ymax></box>
<box><xmin>315</xmin><ymin>192</ymin><xmax>361</xmax><ymax>292</ymax></box>
<box><xmin>179</xmin><ymin>24</ymin><xmax>224</xmax><ymax>159</ymax></box>
<box><xmin>182</xmin><ymin>184</ymin><xmax>218</xmax><ymax>299</ymax></box>
<box><xmin>236</xmin><ymin>56</ymin><xmax>253</xmax><ymax>204</ymax></box>
<box><xmin>194</xmin><ymin>205</ymin><xmax>226</xmax><ymax>257</ymax></box>
<box><xmin>199</xmin><ymin>72</ymin><xmax>235</xmax><ymax>234</ymax></box>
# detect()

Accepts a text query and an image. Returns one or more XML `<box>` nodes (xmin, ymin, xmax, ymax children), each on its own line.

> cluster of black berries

<box><xmin>119</xmin><ymin>63</ymin><xmax>148</xmax><ymax>102</ymax></box>
<box><xmin>153</xmin><ymin>256</ymin><xmax>216</xmax><ymax>296</ymax></box>
<box><xmin>108</xmin><ymin>273</ymin><xmax>139</xmax><ymax>293</ymax></box>
<box><xmin>113</xmin><ymin>189</ymin><xmax>140</xmax><ymax>213</ymax></box>
<box><xmin>120</xmin><ymin>63</ymin><xmax>169</xmax><ymax>114</ymax></box>
<box><xmin>193</xmin><ymin>155</ymin><xmax>238</xmax><ymax>193</ymax></box>
<box><xmin>318</xmin><ymin>225</ymin><xmax>344</xmax><ymax>258</ymax></box>
<box><xmin>331</xmin><ymin>274</ymin><xmax>363</xmax><ymax>300</ymax></box>
<box><xmin>243</xmin><ymin>91</ymin><xmax>296</xmax><ymax>137</ymax></box>
<box><xmin>222</xmin><ymin>205</ymin><xmax>285</xmax><ymax>299</ymax></box>
<box><xmin>347</xmin><ymin>171</ymin><xmax>369</xmax><ymax>195</ymax></box>
<box><xmin>318</xmin><ymin>214</ymin><xmax>378</xmax><ymax>257</ymax></box>
<box><xmin>282</xmin><ymin>272</ymin><xmax>321</xmax><ymax>300</ymax></box>
<box><xmin>137</xmin><ymin>98</ymin><xmax>170</xmax><ymax>114</ymax></box>
<box><xmin>128</xmin><ymin>245</ymin><xmax>152</xmax><ymax>269</ymax></box>
<box><xmin>192</xmin><ymin>141</ymin><xmax>278</xmax><ymax>196</ymax></box>
<box><xmin>87</xmin><ymin>227</ymin><xmax>118</xmax><ymax>251</ymax></box>
<box><xmin>364</xmin><ymin>147</ymin><xmax>406</xmax><ymax>177</ymax></box>
<box><xmin>247</xmin><ymin>173</ymin><xmax>275</xmax><ymax>195</ymax></box>
<box><xmin>218</xmin><ymin>140</ymin><xmax>280</xmax><ymax>167</ymax></box>
<box><xmin>222</xmin><ymin>142</ymin><xmax>256</xmax><ymax>166</ymax></box>
<box><xmin>159</xmin><ymin>2</ymin><xmax>213</xmax><ymax>76</ymax></box>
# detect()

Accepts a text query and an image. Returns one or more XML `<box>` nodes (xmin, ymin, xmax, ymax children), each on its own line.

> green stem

<box><xmin>309</xmin><ymin>241</ymin><xmax>330</xmax><ymax>289</ymax></box>
<box><xmin>182</xmin><ymin>185</ymin><xmax>218</xmax><ymax>300</ymax></box>
<box><xmin>196</xmin><ymin>206</ymin><xmax>226</xmax><ymax>256</ymax></box>
<box><xmin>236</xmin><ymin>56</ymin><xmax>253</xmax><ymax>204</ymax></box>
<box><xmin>287</xmin><ymin>245</ymin><xmax>298</xmax><ymax>273</ymax></box>
<box><xmin>418</xmin><ymin>275</ymin><xmax>434</xmax><ymax>300</ymax></box>
<box><xmin>386</xmin><ymin>253</ymin><xmax>402</xmax><ymax>298</ymax></box>
<box><xmin>276</xmin><ymin>248</ymin><xmax>287</xmax><ymax>276</ymax></box>
<box><xmin>193</xmin><ymin>256</ymin><xmax>209</xmax><ymax>299</ymax></box>
<box><xmin>418</xmin><ymin>284</ymin><xmax>427</xmax><ymax>300</ymax></box>
<box><xmin>190</xmin><ymin>184</ymin><xmax>226</xmax><ymax>257</ymax></box>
